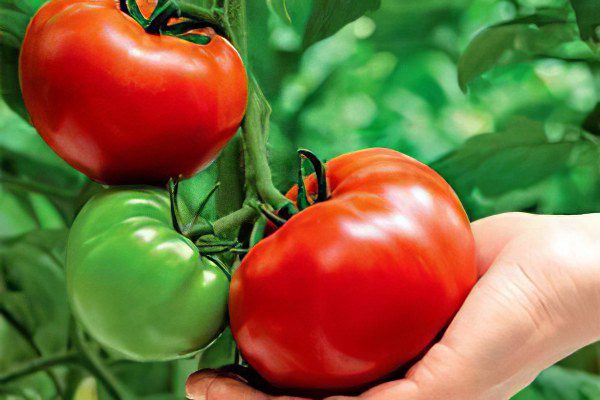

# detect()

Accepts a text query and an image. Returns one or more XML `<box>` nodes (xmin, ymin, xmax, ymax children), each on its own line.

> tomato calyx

<box><xmin>254</xmin><ymin>149</ymin><xmax>330</xmax><ymax>231</ymax></box>
<box><xmin>166</xmin><ymin>179</ymin><xmax>246</xmax><ymax>277</ymax></box>
<box><xmin>119</xmin><ymin>0</ymin><xmax>220</xmax><ymax>44</ymax></box>
<box><xmin>168</xmin><ymin>178</ymin><xmax>217</xmax><ymax>239</ymax></box>
<box><xmin>297</xmin><ymin>148</ymin><xmax>329</xmax><ymax>211</ymax></box>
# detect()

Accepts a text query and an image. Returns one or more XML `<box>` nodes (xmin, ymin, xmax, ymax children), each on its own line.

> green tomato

<box><xmin>66</xmin><ymin>188</ymin><xmax>229</xmax><ymax>361</ymax></box>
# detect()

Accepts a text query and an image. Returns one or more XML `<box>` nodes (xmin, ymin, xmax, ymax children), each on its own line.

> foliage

<box><xmin>0</xmin><ymin>0</ymin><xmax>598</xmax><ymax>398</ymax></box>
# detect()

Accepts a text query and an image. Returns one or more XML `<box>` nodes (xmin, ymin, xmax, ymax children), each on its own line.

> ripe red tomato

<box><xmin>19</xmin><ymin>0</ymin><xmax>247</xmax><ymax>185</ymax></box>
<box><xmin>229</xmin><ymin>148</ymin><xmax>477</xmax><ymax>392</ymax></box>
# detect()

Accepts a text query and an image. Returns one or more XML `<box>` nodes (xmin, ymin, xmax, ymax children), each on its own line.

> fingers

<box><xmin>357</xmin><ymin>379</ymin><xmax>419</xmax><ymax>399</ymax></box>
<box><xmin>186</xmin><ymin>370</ymin><xmax>271</xmax><ymax>400</ymax></box>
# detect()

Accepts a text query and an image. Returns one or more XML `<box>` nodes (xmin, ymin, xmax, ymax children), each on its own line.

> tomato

<box><xmin>229</xmin><ymin>148</ymin><xmax>477</xmax><ymax>391</ymax></box>
<box><xmin>66</xmin><ymin>188</ymin><xmax>229</xmax><ymax>360</ymax></box>
<box><xmin>19</xmin><ymin>0</ymin><xmax>247</xmax><ymax>185</ymax></box>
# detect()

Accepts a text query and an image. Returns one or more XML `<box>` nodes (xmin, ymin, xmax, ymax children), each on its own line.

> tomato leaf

<box><xmin>0</xmin><ymin>230</ymin><xmax>70</xmax><ymax>354</ymax></box>
<box><xmin>0</xmin><ymin>46</ymin><xmax>28</xmax><ymax>121</ymax></box>
<box><xmin>197</xmin><ymin>328</ymin><xmax>237</xmax><ymax>369</ymax></box>
<box><xmin>266</xmin><ymin>0</ymin><xmax>291</xmax><ymax>24</ymax></box>
<box><xmin>514</xmin><ymin>366</ymin><xmax>600</xmax><ymax>399</ymax></box>
<box><xmin>569</xmin><ymin>0</ymin><xmax>600</xmax><ymax>42</ymax></box>
<box><xmin>431</xmin><ymin>119</ymin><xmax>592</xmax><ymax>198</ymax></box>
<box><xmin>302</xmin><ymin>0</ymin><xmax>381</xmax><ymax>49</ymax></box>
<box><xmin>457</xmin><ymin>11</ymin><xmax>597</xmax><ymax>91</ymax></box>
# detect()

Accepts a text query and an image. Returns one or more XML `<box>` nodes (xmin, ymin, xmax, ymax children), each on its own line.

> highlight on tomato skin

<box><xmin>229</xmin><ymin>148</ymin><xmax>478</xmax><ymax>392</ymax></box>
<box><xmin>19</xmin><ymin>0</ymin><xmax>248</xmax><ymax>185</ymax></box>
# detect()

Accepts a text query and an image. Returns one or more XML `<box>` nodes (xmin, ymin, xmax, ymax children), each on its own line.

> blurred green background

<box><xmin>1</xmin><ymin>0</ymin><xmax>599</xmax><ymax>398</ymax></box>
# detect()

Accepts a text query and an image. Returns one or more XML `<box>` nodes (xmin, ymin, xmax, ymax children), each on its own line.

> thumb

<box><xmin>186</xmin><ymin>370</ymin><xmax>270</xmax><ymax>400</ymax></box>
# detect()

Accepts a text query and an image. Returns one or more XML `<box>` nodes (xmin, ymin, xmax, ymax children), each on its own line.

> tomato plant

<box><xmin>230</xmin><ymin>148</ymin><xmax>478</xmax><ymax>391</ymax></box>
<box><xmin>2</xmin><ymin>0</ymin><xmax>599</xmax><ymax>398</ymax></box>
<box><xmin>19</xmin><ymin>0</ymin><xmax>247</xmax><ymax>185</ymax></box>
<box><xmin>66</xmin><ymin>188</ymin><xmax>230</xmax><ymax>360</ymax></box>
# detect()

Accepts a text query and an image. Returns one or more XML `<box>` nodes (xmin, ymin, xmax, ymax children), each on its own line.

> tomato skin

<box><xmin>66</xmin><ymin>188</ymin><xmax>229</xmax><ymax>361</ymax></box>
<box><xmin>19</xmin><ymin>0</ymin><xmax>247</xmax><ymax>185</ymax></box>
<box><xmin>229</xmin><ymin>148</ymin><xmax>477</xmax><ymax>391</ymax></box>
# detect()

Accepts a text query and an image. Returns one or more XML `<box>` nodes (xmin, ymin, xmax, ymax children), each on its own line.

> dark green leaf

<box><xmin>302</xmin><ymin>0</ymin><xmax>381</xmax><ymax>49</ymax></box>
<box><xmin>0</xmin><ymin>9</ymin><xmax>28</xmax><ymax>43</ymax></box>
<box><xmin>13</xmin><ymin>0</ymin><xmax>47</xmax><ymax>16</ymax></box>
<box><xmin>0</xmin><ymin>46</ymin><xmax>28</xmax><ymax>120</ymax></box>
<box><xmin>570</xmin><ymin>0</ymin><xmax>600</xmax><ymax>42</ymax></box>
<box><xmin>197</xmin><ymin>328</ymin><xmax>237</xmax><ymax>369</ymax></box>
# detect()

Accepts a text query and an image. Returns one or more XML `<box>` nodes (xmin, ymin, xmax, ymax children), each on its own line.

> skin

<box><xmin>67</xmin><ymin>188</ymin><xmax>230</xmax><ymax>361</ymax></box>
<box><xmin>229</xmin><ymin>148</ymin><xmax>477</xmax><ymax>391</ymax></box>
<box><xmin>19</xmin><ymin>0</ymin><xmax>247</xmax><ymax>185</ymax></box>
<box><xmin>186</xmin><ymin>212</ymin><xmax>600</xmax><ymax>399</ymax></box>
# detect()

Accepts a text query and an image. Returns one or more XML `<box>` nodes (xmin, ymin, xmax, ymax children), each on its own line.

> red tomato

<box><xmin>230</xmin><ymin>148</ymin><xmax>477</xmax><ymax>391</ymax></box>
<box><xmin>19</xmin><ymin>0</ymin><xmax>247</xmax><ymax>185</ymax></box>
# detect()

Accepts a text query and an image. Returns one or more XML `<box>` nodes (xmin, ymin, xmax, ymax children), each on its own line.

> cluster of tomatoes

<box><xmin>20</xmin><ymin>0</ymin><xmax>477</xmax><ymax>394</ymax></box>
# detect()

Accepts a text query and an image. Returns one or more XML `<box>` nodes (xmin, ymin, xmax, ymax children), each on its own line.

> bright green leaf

<box><xmin>267</xmin><ymin>0</ymin><xmax>291</xmax><ymax>24</ymax></box>
<box><xmin>457</xmin><ymin>12</ymin><xmax>593</xmax><ymax>91</ymax></box>
<box><xmin>432</xmin><ymin>119</ymin><xmax>590</xmax><ymax>198</ymax></box>
<box><xmin>513</xmin><ymin>366</ymin><xmax>600</xmax><ymax>399</ymax></box>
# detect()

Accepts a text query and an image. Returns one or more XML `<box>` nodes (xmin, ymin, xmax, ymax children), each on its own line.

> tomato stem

<box><xmin>0</xmin><ymin>308</ymin><xmax>66</xmax><ymax>396</ymax></box>
<box><xmin>218</xmin><ymin>0</ymin><xmax>294</xmax><ymax>212</ymax></box>
<box><xmin>72</xmin><ymin>325</ymin><xmax>133</xmax><ymax>399</ymax></box>
<box><xmin>0</xmin><ymin>351</ymin><xmax>79</xmax><ymax>385</ymax></box>
<box><xmin>212</xmin><ymin>205</ymin><xmax>258</xmax><ymax>237</ymax></box>
<box><xmin>204</xmin><ymin>255</ymin><xmax>232</xmax><ymax>281</ymax></box>
<box><xmin>241</xmin><ymin>78</ymin><xmax>295</xmax><ymax>211</ymax></box>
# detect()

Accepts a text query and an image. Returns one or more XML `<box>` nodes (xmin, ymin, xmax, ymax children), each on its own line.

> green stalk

<box><xmin>73</xmin><ymin>326</ymin><xmax>133</xmax><ymax>400</ymax></box>
<box><xmin>0</xmin><ymin>352</ymin><xmax>79</xmax><ymax>385</ymax></box>
<box><xmin>212</xmin><ymin>205</ymin><xmax>257</xmax><ymax>236</ymax></box>
<box><xmin>0</xmin><ymin>175</ymin><xmax>77</xmax><ymax>201</ymax></box>
<box><xmin>220</xmin><ymin>0</ymin><xmax>292</xmax><ymax>211</ymax></box>
<box><xmin>0</xmin><ymin>308</ymin><xmax>66</xmax><ymax>397</ymax></box>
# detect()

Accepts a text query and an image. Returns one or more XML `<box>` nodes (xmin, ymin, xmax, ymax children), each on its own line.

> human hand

<box><xmin>186</xmin><ymin>213</ymin><xmax>600</xmax><ymax>400</ymax></box>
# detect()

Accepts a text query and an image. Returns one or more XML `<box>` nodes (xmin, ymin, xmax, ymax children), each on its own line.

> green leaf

<box><xmin>0</xmin><ymin>229</ymin><xmax>70</xmax><ymax>355</ymax></box>
<box><xmin>197</xmin><ymin>328</ymin><xmax>237</xmax><ymax>369</ymax></box>
<box><xmin>513</xmin><ymin>366</ymin><xmax>600</xmax><ymax>399</ymax></box>
<box><xmin>431</xmin><ymin>119</ymin><xmax>589</xmax><ymax>198</ymax></box>
<box><xmin>302</xmin><ymin>0</ymin><xmax>381</xmax><ymax>49</ymax></box>
<box><xmin>266</xmin><ymin>0</ymin><xmax>291</xmax><ymax>24</ymax></box>
<box><xmin>570</xmin><ymin>0</ymin><xmax>600</xmax><ymax>42</ymax></box>
<box><xmin>13</xmin><ymin>0</ymin><xmax>47</xmax><ymax>16</ymax></box>
<box><xmin>457</xmin><ymin>12</ymin><xmax>594</xmax><ymax>91</ymax></box>
<box><xmin>0</xmin><ymin>9</ymin><xmax>29</xmax><ymax>43</ymax></box>
<box><xmin>0</xmin><ymin>46</ymin><xmax>28</xmax><ymax>120</ymax></box>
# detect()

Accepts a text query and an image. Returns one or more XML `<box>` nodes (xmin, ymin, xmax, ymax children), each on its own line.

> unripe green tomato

<box><xmin>66</xmin><ymin>188</ymin><xmax>229</xmax><ymax>361</ymax></box>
